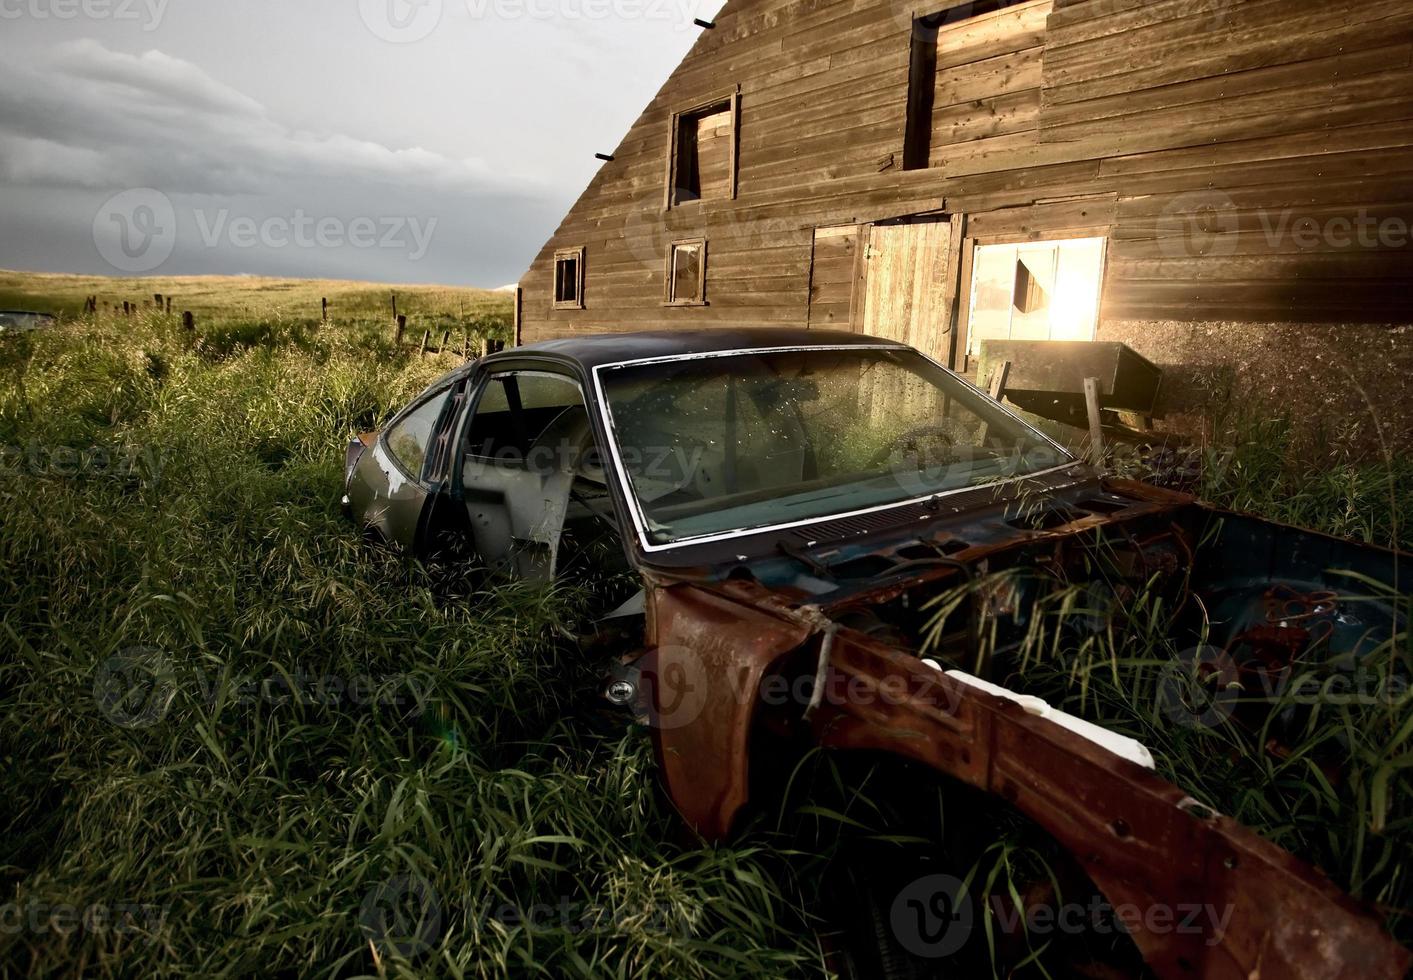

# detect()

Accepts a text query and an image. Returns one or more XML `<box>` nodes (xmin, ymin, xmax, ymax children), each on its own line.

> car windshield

<box><xmin>598</xmin><ymin>346</ymin><xmax>1073</xmax><ymax>545</ymax></box>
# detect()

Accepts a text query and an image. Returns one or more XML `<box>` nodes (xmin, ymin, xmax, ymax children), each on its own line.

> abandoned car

<box><xmin>0</xmin><ymin>310</ymin><xmax>56</xmax><ymax>333</ymax></box>
<box><xmin>344</xmin><ymin>329</ymin><xmax>1410</xmax><ymax>978</ymax></box>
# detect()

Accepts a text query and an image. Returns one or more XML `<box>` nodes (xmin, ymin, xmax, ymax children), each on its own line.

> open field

<box><xmin>0</xmin><ymin>270</ymin><xmax>1409</xmax><ymax>977</ymax></box>
<box><xmin>0</xmin><ymin>270</ymin><xmax>513</xmax><ymax>327</ymax></box>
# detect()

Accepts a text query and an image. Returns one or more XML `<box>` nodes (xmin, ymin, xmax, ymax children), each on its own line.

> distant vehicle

<box><xmin>343</xmin><ymin>328</ymin><xmax>1409</xmax><ymax>979</ymax></box>
<box><xmin>0</xmin><ymin>311</ymin><xmax>56</xmax><ymax>333</ymax></box>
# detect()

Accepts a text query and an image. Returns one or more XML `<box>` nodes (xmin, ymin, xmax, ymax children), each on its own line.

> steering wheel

<box><xmin>867</xmin><ymin>422</ymin><xmax>960</xmax><ymax>470</ymax></box>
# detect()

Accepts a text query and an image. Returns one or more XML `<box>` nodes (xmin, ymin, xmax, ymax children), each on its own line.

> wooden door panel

<box><xmin>861</xmin><ymin>220</ymin><xmax>953</xmax><ymax>358</ymax></box>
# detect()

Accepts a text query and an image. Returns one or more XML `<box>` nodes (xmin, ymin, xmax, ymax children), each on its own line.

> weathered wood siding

<box><xmin>519</xmin><ymin>0</ymin><xmax>1413</xmax><ymax>344</ymax></box>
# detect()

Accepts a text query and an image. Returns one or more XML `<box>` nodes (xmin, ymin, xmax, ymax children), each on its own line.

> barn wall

<box><xmin>518</xmin><ymin>0</ymin><xmax>1413</xmax><ymax>395</ymax></box>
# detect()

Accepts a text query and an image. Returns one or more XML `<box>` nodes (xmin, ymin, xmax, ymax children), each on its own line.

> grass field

<box><xmin>0</xmin><ymin>271</ymin><xmax>1409</xmax><ymax>978</ymax></box>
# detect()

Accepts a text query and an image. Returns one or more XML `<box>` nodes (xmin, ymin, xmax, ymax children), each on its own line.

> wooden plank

<box><xmin>1039</xmin><ymin>44</ymin><xmax>1407</xmax><ymax>133</ymax></box>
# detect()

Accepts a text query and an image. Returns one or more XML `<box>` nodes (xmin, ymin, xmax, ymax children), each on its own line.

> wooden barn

<box><xmin>516</xmin><ymin>0</ymin><xmax>1413</xmax><ymax>442</ymax></box>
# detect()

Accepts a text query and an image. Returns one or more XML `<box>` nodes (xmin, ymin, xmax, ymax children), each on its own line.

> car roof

<box><xmin>502</xmin><ymin>327</ymin><xmax>905</xmax><ymax>371</ymax></box>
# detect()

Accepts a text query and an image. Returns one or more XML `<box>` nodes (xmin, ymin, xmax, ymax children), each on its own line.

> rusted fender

<box><xmin>640</xmin><ymin>582</ymin><xmax>811</xmax><ymax>838</ymax></box>
<box><xmin>644</xmin><ymin>582</ymin><xmax>1411</xmax><ymax>980</ymax></box>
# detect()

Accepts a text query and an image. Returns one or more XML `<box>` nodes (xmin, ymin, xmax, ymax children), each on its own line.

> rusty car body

<box><xmin>345</xmin><ymin>329</ymin><xmax>1410</xmax><ymax>978</ymax></box>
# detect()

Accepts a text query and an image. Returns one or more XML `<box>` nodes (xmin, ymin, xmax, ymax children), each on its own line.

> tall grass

<box><xmin>2</xmin><ymin>282</ymin><xmax>1408</xmax><ymax>976</ymax></box>
<box><xmin>0</xmin><ymin>301</ymin><xmax>818</xmax><ymax>978</ymax></box>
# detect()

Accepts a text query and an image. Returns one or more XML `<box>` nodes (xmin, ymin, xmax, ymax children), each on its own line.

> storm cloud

<box><xmin>0</xmin><ymin>2</ymin><xmax>717</xmax><ymax>286</ymax></box>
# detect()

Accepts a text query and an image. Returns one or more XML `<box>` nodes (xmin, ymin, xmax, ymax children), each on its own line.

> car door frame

<box><xmin>445</xmin><ymin>353</ymin><xmax>639</xmax><ymax>578</ymax></box>
<box><xmin>352</xmin><ymin>367</ymin><xmax>473</xmax><ymax>551</ymax></box>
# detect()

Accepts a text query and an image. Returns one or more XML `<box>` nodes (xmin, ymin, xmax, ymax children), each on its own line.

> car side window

<box><xmin>384</xmin><ymin>387</ymin><xmax>451</xmax><ymax>478</ymax></box>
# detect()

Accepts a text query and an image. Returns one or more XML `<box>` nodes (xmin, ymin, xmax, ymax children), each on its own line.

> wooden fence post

<box><xmin>440</xmin><ymin>330</ymin><xmax>450</xmax><ymax>354</ymax></box>
<box><xmin>322</xmin><ymin>298</ymin><xmax>328</xmax><ymax>324</ymax></box>
<box><xmin>391</xmin><ymin>293</ymin><xmax>398</xmax><ymax>322</ymax></box>
<box><xmin>394</xmin><ymin>315</ymin><xmax>406</xmax><ymax>346</ymax></box>
<box><xmin>182</xmin><ymin>311</ymin><xmax>195</xmax><ymax>332</ymax></box>
<box><xmin>419</xmin><ymin>330</ymin><xmax>430</xmax><ymax>356</ymax></box>
<box><xmin>165</xmin><ymin>297</ymin><xmax>172</xmax><ymax>315</ymax></box>
<box><xmin>1083</xmin><ymin>377</ymin><xmax>1106</xmax><ymax>464</ymax></box>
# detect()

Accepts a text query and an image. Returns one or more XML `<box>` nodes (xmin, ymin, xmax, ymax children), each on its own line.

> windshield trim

<box><xmin>590</xmin><ymin>344</ymin><xmax>1078</xmax><ymax>554</ymax></box>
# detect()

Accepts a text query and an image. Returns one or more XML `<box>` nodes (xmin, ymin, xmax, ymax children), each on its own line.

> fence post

<box><xmin>394</xmin><ymin>314</ymin><xmax>406</xmax><ymax>346</ymax></box>
<box><xmin>1083</xmin><ymin>377</ymin><xmax>1106</xmax><ymax>464</ymax></box>
<box><xmin>322</xmin><ymin>297</ymin><xmax>328</xmax><ymax>324</ymax></box>
<box><xmin>440</xmin><ymin>329</ymin><xmax>450</xmax><ymax>353</ymax></box>
<box><xmin>165</xmin><ymin>297</ymin><xmax>172</xmax><ymax>315</ymax></box>
<box><xmin>182</xmin><ymin>311</ymin><xmax>195</xmax><ymax>332</ymax></box>
<box><xmin>419</xmin><ymin>330</ymin><xmax>430</xmax><ymax>356</ymax></box>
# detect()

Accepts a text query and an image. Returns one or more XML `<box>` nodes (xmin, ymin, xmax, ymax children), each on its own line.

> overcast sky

<box><xmin>0</xmin><ymin>0</ymin><xmax>722</xmax><ymax>287</ymax></box>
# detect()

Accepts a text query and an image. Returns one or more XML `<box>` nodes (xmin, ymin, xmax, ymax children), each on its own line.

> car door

<box><xmin>457</xmin><ymin>369</ymin><xmax>595</xmax><ymax>582</ymax></box>
<box><xmin>347</xmin><ymin>377</ymin><xmax>470</xmax><ymax>550</ymax></box>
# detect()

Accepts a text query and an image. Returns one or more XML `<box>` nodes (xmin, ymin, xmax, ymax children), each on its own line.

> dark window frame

<box><xmin>553</xmin><ymin>246</ymin><xmax>586</xmax><ymax>310</ymax></box>
<box><xmin>663</xmin><ymin>237</ymin><xmax>708</xmax><ymax>306</ymax></box>
<box><xmin>665</xmin><ymin>88</ymin><xmax>740</xmax><ymax>210</ymax></box>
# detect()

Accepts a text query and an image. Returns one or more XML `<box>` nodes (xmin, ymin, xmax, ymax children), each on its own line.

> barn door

<box><xmin>859</xmin><ymin>218</ymin><xmax>953</xmax><ymax>359</ymax></box>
